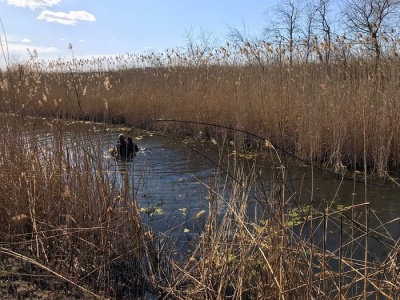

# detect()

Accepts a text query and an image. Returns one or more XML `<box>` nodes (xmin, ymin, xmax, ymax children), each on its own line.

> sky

<box><xmin>0</xmin><ymin>0</ymin><xmax>279</xmax><ymax>63</ymax></box>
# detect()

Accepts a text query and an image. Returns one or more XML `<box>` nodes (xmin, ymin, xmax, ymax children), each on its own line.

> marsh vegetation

<box><xmin>0</xmin><ymin>117</ymin><xmax>398</xmax><ymax>299</ymax></box>
<box><xmin>2</xmin><ymin>32</ymin><xmax>400</xmax><ymax>176</ymax></box>
<box><xmin>1</xmin><ymin>0</ymin><xmax>400</xmax><ymax>297</ymax></box>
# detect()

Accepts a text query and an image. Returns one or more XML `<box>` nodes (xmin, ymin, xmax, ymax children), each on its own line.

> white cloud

<box><xmin>7</xmin><ymin>0</ymin><xmax>60</xmax><ymax>10</ymax></box>
<box><xmin>21</xmin><ymin>38</ymin><xmax>31</xmax><ymax>43</ymax></box>
<box><xmin>37</xmin><ymin>10</ymin><xmax>96</xmax><ymax>25</ymax></box>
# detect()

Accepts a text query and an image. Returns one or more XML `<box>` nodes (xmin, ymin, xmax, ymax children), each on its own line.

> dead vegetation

<box><xmin>0</xmin><ymin>117</ymin><xmax>398</xmax><ymax>299</ymax></box>
<box><xmin>2</xmin><ymin>36</ymin><xmax>400</xmax><ymax>176</ymax></box>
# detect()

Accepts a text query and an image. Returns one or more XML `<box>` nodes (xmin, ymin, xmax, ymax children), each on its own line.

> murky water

<box><xmin>26</xmin><ymin>119</ymin><xmax>400</xmax><ymax>268</ymax></box>
<box><xmin>99</xmin><ymin>130</ymin><xmax>400</xmax><ymax>257</ymax></box>
<box><xmin>104</xmin><ymin>133</ymin><xmax>218</xmax><ymax>235</ymax></box>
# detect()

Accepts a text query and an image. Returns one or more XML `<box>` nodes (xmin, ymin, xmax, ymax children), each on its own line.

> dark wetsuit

<box><xmin>117</xmin><ymin>139</ymin><xmax>127</xmax><ymax>159</ymax></box>
<box><xmin>127</xmin><ymin>138</ymin><xmax>139</xmax><ymax>159</ymax></box>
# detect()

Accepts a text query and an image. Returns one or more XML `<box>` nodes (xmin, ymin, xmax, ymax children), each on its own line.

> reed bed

<box><xmin>1</xmin><ymin>36</ymin><xmax>400</xmax><ymax>175</ymax></box>
<box><xmin>0</xmin><ymin>32</ymin><xmax>400</xmax><ymax>298</ymax></box>
<box><xmin>0</xmin><ymin>117</ymin><xmax>398</xmax><ymax>299</ymax></box>
<box><xmin>0</xmin><ymin>117</ymin><xmax>150</xmax><ymax>298</ymax></box>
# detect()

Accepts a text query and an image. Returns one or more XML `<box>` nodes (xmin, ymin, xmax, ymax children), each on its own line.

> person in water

<box><xmin>109</xmin><ymin>134</ymin><xmax>139</xmax><ymax>160</ymax></box>
<box><xmin>127</xmin><ymin>137</ymin><xmax>139</xmax><ymax>159</ymax></box>
<box><xmin>116</xmin><ymin>134</ymin><xmax>127</xmax><ymax>159</ymax></box>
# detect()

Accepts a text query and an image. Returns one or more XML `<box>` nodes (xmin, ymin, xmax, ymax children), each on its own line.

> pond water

<box><xmin>98</xmin><ymin>129</ymin><xmax>400</xmax><ymax>260</ymax></box>
<box><xmin>29</xmin><ymin>119</ymin><xmax>400</xmax><ymax>269</ymax></box>
<box><xmin>104</xmin><ymin>132</ymin><xmax>218</xmax><ymax>237</ymax></box>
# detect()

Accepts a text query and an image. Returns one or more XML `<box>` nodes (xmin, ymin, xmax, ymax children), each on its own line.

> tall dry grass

<box><xmin>142</xmin><ymin>139</ymin><xmax>400</xmax><ymax>299</ymax></box>
<box><xmin>0</xmin><ymin>116</ymin><xmax>398</xmax><ymax>299</ymax></box>
<box><xmin>0</xmin><ymin>116</ymin><xmax>154</xmax><ymax>298</ymax></box>
<box><xmin>2</xmin><ymin>37</ymin><xmax>400</xmax><ymax>176</ymax></box>
<box><xmin>0</xmin><ymin>25</ymin><xmax>399</xmax><ymax>298</ymax></box>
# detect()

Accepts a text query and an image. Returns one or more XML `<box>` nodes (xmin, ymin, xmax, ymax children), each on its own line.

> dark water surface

<box><xmin>30</xmin><ymin>119</ymin><xmax>400</xmax><ymax>267</ymax></box>
<box><xmin>8</xmin><ymin>117</ymin><xmax>394</xmax><ymax>299</ymax></box>
<box><xmin>101</xmin><ymin>128</ymin><xmax>400</xmax><ymax>256</ymax></box>
<box><xmin>104</xmin><ymin>132</ymin><xmax>217</xmax><ymax>236</ymax></box>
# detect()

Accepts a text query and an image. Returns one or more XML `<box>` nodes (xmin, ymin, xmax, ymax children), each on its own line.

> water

<box><xmin>100</xmin><ymin>130</ymin><xmax>400</xmax><ymax>255</ymax></box>
<box><xmin>102</xmin><ymin>132</ymin><xmax>229</xmax><ymax>248</ymax></box>
<box><xmin>25</xmin><ymin>120</ymin><xmax>399</xmax><ymax>298</ymax></box>
<box><xmin>29</xmin><ymin>120</ymin><xmax>400</xmax><ymax>245</ymax></box>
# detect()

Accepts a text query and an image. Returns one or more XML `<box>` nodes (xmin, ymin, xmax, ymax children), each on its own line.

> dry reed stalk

<box><xmin>0</xmin><ymin>117</ymin><xmax>154</xmax><ymax>298</ymax></box>
<box><xmin>0</xmin><ymin>116</ymin><xmax>399</xmax><ymax>298</ymax></box>
<box><xmin>2</xmin><ymin>36</ymin><xmax>400</xmax><ymax>176</ymax></box>
<box><xmin>159</xmin><ymin>136</ymin><xmax>398</xmax><ymax>299</ymax></box>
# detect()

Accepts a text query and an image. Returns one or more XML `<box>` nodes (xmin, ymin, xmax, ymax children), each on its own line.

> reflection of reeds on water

<box><xmin>0</xmin><ymin>118</ymin><xmax>398</xmax><ymax>299</ymax></box>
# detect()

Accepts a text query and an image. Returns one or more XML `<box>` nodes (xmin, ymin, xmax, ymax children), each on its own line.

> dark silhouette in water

<box><xmin>117</xmin><ymin>134</ymin><xmax>127</xmax><ymax>158</ymax></box>
<box><xmin>109</xmin><ymin>134</ymin><xmax>139</xmax><ymax>160</ymax></box>
<box><xmin>127</xmin><ymin>137</ymin><xmax>139</xmax><ymax>159</ymax></box>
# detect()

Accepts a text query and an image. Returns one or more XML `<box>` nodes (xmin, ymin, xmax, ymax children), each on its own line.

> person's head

<box><xmin>127</xmin><ymin>137</ymin><xmax>133</xmax><ymax>143</ymax></box>
<box><xmin>118</xmin><ymin>134</ymin><xmax>125</xmax><ymax>141</ymax></box>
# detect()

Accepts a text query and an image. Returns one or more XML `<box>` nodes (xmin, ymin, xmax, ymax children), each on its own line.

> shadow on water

<box><xmin>280</xmin><ymin>167</ymin><xmax>400</xmax><ymax>298</ymax></box>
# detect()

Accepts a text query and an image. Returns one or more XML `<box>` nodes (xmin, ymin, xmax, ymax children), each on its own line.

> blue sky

<box><xmin>0</xmin><ymin>0</ymin><xmax>278</xmax><ymax>62</ymax></box>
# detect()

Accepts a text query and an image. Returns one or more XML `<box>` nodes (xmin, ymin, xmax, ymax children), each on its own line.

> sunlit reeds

<box><xmin>0</xmin><ymin>117</ymin><xmax>151</xmax><ymax>298</ymax></box>
<box><xmin>0</xmin><ymin>116</ymin><xmax>398</xmax><ymax>298</ymax></box>
<box><xmin>2</xmin><ymin>35</ymin><xmax>400</xmax><ymax>175</ymax></box>
<box><xmin>0</xmin><ymin>31</ymin><xmax>400</xmax><ymax>298</ymax></box>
